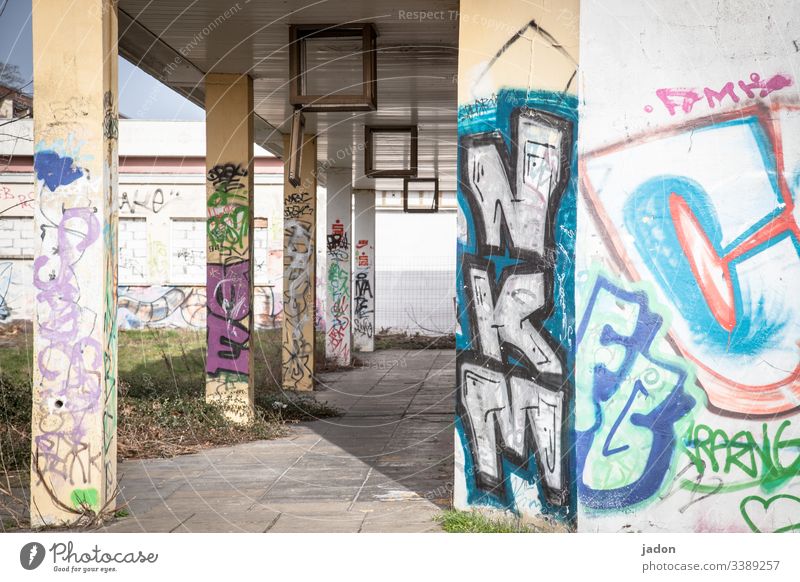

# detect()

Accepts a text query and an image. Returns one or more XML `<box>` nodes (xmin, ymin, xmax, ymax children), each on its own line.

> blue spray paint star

<box><xmin>483</xmin><ymin>243</ymin><xmax>523</xmax><ymax>284</ymax></box>
<box><xmin>34</xmin><ymin>150</ymin><xmax>83</xmax><ymax>192</ymax></box>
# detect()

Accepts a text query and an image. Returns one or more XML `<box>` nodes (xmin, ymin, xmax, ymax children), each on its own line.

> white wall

<box><xmin>577</xmin><ymin>0</ymin><xmax>800</xmax><ymax>532</ymax></box>
<box><xmin>375</xmin><ymin>210</ymin><xmax>456</xmax><ymax>333</ymax></box>
<box><xmin>0</xmin><ymin>170</ymin><xmax>327</xmax><ymax>329</ymax></box>
<box><xmin>0</xmin><ymin>120</ymin><xmax>457</xmax><ymax>335</ymax></box>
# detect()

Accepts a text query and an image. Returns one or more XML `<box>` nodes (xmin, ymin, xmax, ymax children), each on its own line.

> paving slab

<box><xmin>94</xmin><ymin>349</ymin><xmax>455</xmax><ymax>533</ymax></box>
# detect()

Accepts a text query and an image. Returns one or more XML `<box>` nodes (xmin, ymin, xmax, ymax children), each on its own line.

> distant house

<box><xmin>0</xmin><ymin>84</ymin><xmax>32</xmax><ymax>119</ymax></box>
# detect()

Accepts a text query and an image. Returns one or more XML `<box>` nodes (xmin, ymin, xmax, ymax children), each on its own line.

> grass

<box><xmin>0</xmin><ymin>326</ymin><xmax>456</xmax><ymax>475</ymax></box>
<box><xmin>375</xmin><ymin>331</ymin><xmax>455</xmax><ymax>350</ymax></box>
<box><xmin>435</xmin><ymin>509</ymin><xmax>542</xmax><ymax>533</ymax></box>
<box><xmin>0</xmin><ymin>322</ymin><xmax>453</xmax><ymax>530</ymax></box>
<box><xmin>117</xmin><ymin>327</ymin><xmax>325</xmax><ymax>400</ymax></box>
<box><xmin>0</xmin><ymin>325</ymin><xmax>340</xmax><ymax>478</ymax></box>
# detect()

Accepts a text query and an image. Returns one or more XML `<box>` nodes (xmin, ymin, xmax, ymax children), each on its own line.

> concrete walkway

<box><xmin>103</xmin><ymin>349</ymin><xmax>455</xmax><ymax>533</ymax></box>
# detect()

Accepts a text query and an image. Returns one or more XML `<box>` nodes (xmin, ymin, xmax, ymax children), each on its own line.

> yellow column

<box><xmin>30</xmin><ymin>0</ymin><xmax>118</xmax><ymax>525</ymax></box>
<box><xmin>282</xmin><ymin>134</ymin><xmax>317</xmax><ymax>390</ymax></box>
<box><xmin>204</xmin><ymin>74</ymin><xmax>255</xmax><ymax>421</ymax></box>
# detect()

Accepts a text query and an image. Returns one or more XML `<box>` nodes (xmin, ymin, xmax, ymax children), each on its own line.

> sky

<box><xmin>0</xmin><ymin>0</ymin><xmax>204</xmax><ymax>120</ymax></box>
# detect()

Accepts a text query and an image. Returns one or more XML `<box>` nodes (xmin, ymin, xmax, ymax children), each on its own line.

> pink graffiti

<box><xmin>651</xmin><ymin>72</ymin><xmax>792</xmax><ymax>116</ymax></box>
<box><xmin>0</xmin><ymin>186</ymin><xmax>33</xmax><ymax>210</ymax></box>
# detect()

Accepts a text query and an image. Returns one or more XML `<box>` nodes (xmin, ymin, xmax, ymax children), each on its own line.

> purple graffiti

<box><xmin>34</xmin><ymin>150</ymin><xmax>84</xmax><ymax>192</ymax></box>
<box><xmin>33</xmin><ymin>205</ymin><xmax>103</xmax><ymax>483</ymax></box>
<box><xmin>206</xmin><ymin>260</ymin><xmax>251</xmax><ymax>375</ymax></box>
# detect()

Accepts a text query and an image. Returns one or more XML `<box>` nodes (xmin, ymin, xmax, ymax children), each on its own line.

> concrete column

<box><xmin>204</xmin><ymin>74</ymin><xmax>254</xmax><ymax>421</ymax></box>
<box><xmin>577</xmin><ymin>0</ymin><xmax>799</xmax><ymax>534</ymax></box>
<box><xmin>352</xmin><ymin>190</ymin><xmax>376</xmax><ymax>352</ymax></box>
<box><xmin>324</xmin><ymin>168</ymin><xmax>353</xmax><ymax>365</ymax></box>
<box><xmin>30</xmin><ymin>0</ymin><xmax>119</xmax><ymax>525</ymax></box>
<box><xmin>454</xmin><ymin>0</ymin><xmax>579</xmax><ymax>525</ymax></box>
<box><xmin>282</xmin><ymin>134</ymin><xmax>317</xmax><ymax>390</ymax></box>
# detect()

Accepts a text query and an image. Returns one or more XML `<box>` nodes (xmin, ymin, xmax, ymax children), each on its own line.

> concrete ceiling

<box><xmin>118</xmin><ymin>0</ymin><xmax>460</xmax><ymax>190</ymax></box>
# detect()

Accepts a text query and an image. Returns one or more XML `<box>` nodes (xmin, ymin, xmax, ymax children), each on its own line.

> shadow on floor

<box><xmin>101</xmin><ymin>348</ymin><xmax>456</xmax><ymax>533</ymax></box>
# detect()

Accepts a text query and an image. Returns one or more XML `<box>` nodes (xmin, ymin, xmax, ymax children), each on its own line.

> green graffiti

<box><xmin>103</xmin><ymin>216</ymin><xmax>118</xmax><ymax>469</ymax></box>
<box><xmin>208</xmin><ymin>186</ymin><xmax>247</xmax><ymax>209</ymax></box>
<box><xmin>740</xmin><ymin>494</ymin><xmax>800</xmax><ymax>533</ymax></box>
<box><xmin>575</xmin><ymin>268</ymin><xmax>705</xmax><ymax>498</ymax></box>
<box><xmin>207</xmin><ymin>370</ymin><xmax>248</xmax><ymax>394</ymax></box>
<box><xmin>70</xmin><ymin>487</ymin><xmax>99</xmax><ymax>510</ymax></box>
<box><xmin>208</xmin><ymin>204</ymin><xmax>249</xmax><ymax>251</ymax></box>
<box><xmin>681</xmin><ymin>420</ymin><xmax>800</xmax><ymax>494</ymax></box>
<box><xmin>327</xmin><ymin>262</ymin><xmax>349</xmax><ymax>297</ymax></box>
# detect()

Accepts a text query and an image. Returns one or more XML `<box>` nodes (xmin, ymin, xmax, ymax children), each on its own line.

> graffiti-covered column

<box><xmin>454</xmin><ymin>0</ymin><xmax>579</xmax><ymax>525</ymax></box>
<box><xmin>282</xmin><ymin>134</ymin><xmax>317</xmax><ymax>390</ymax></box>
<box><xmin>30</xmin><ymin>0</ymin><xmax>119</xmax><ymax>525</ymax></box>
<box><xmin>204</xmin><ymin>74</ymin><xmax>254</xmax><ymax>421</ymax></box>
<box><xmin>577</xmin><ymin>0</ymin><xmax>800</xmax><ymax>533</ymax></box>
<box><xmin>325</xmin><ymin>167</ymin><xmax>353</xmax><ymax>365</ymax></box>
<box><xmin>353</xmin><ymin>190</ymin><xmax>375</xmax><ymax>352</ymax></box>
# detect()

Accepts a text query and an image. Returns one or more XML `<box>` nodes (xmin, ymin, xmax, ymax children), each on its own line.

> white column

<box><xmin>353</xmin><ymin>190</ymin><xmax>376</xmax><ymax>352</ymax></box>
<box><xmin>324</xmin><ymin>167</ymin><xmax>353</xmax><ymax>365</ymax></box>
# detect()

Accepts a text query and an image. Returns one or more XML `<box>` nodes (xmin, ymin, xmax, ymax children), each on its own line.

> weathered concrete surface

<box><xmin>102</xmin><ymin>349</ymin><xmax>455</xmax><ymax>532</ymax></box>
<box><xmin>204</xmin><ymin>73</ymin><xmax>255</xmax><ymax>420</ymax></box>
<box><xmin>282</xmin><ymin>134</ymin><xmax>317</xmax><ymax>391</ymax></box>
<box><xmin>30</xmin><ymin>0</ymin><xmax>119</xmax><ymax>525</ymax></box>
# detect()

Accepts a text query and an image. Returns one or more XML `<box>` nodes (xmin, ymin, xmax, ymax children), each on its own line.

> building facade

<box><xmin>0</xmin><ymin>119</ymin><xmax>326</xmax><ymax>329</ymax></box>
<box><xmin>0</xmin><ymin>119</ymin><xmax>457</xmax><ymax>333</ymax></box>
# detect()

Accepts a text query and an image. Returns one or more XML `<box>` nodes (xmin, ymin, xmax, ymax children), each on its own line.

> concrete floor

<box><xmin>102</xmin><ymin>349</ymin><xmax>456</xmax><ymax>533</ymax></box>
